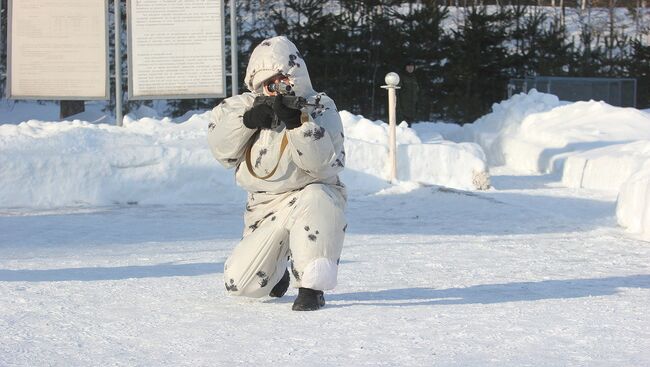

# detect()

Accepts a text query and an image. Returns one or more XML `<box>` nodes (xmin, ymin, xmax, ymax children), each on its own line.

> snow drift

<box><xmin>339</xmin><ymin>111</ymin><xmax>489</xmax><ymax>191</ymax></box>
<box><xmin>451</xmin><ymin>90</ymin><xmax>650</xmax><ymax>241</ymax></box>
<box><xmin>462</xmin><ymin>90</ymin><xmax>650</xmax><ymax>175</ymax></box>
<box><xmin>561</xmin><ymin>140</ymin><xmax>650</xmax><ymax>192</ymax></box>
<box><xmin>0</xmin><ymin>114</ymin><xmax>237</xmax><ymax>208</ymax></box>
<box><xmin>617</xmin><ymin>164</ymin><xmax>650</xmax><ymax>241</ymax></box>
<box><xmin>0</xmin><ymin>108</ymin><xmax>489</xmax><ymax>208</ymax></box>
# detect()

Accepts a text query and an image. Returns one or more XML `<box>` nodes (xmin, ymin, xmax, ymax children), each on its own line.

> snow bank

<box><xmin>0</xmin><ymin>109</ymin><xmax>489</xmax><ymax>208</ymax></box>
<box><xmin>0</xmin><ymin>112</ymin><xmax>240</xmax><ymax>208</ymax></box>
<box><xmin>458</xmin><ymin>90</ymin><xmax>564</xmax><ymax>168</ymax></box>
<box><xmin>562</xmin><ymin>141</ymin><xmax>650</xmax><ymax>192</ymax></box>
<box><xmin>339</xmin><ymin>111</ymin><xmax>490</xmax><ymax>190</ymax></box>
<box><xmin>464</xmin><ymin>90</ymin><xmax>650</xmax><ymax>175</ymax></box>
<box><xmin>617</xmin><ymin>165</ymin><xmax>650</xmax><ymax>242</ymax></box>
<box><xmin>455</xmin><ymin>90</ymin><xmax>650</xmax><ymax>240</ymax></box>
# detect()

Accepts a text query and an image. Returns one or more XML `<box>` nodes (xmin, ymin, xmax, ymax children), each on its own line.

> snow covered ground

<box><xmin>1</xmin><ymin>169</ymin><xmax>649</xmax><ymax>366</ymax></box>
<box><xmin>1</xmin><ymin>95</ymin><xmax>650</xmax><ymax>366</ymax></box>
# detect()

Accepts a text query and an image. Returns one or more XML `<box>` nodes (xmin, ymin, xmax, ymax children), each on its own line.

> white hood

<box><xmin>244</xmin><ymin>36</ymin><xmax>315</xmax><ymax>98</ymax></box>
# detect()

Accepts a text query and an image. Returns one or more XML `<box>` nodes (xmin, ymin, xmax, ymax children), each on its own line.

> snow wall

<box><xmin>617</xmin><ymin>165</ymin><xmax>650</xmax><ymax>241</ymax></box>
<box><xmin>453</xmin><ymin>90</ymin><xmax>650</xmax><ymax>241</ymax></box>
<box><xmin>0</xmin><ymin>108</ymin><xmax>489</xmax><ymax>208</ymax></box>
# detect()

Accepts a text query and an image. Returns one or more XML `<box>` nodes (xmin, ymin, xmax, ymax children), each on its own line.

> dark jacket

<box><xmin>397</xmin><ymin>71</ymin><xmax>420</xmax><ymax>123</ymax></box>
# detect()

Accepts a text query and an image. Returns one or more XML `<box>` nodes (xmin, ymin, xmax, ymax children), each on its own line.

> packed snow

<box><xmin>0</xmin><ymin>106</ymin><xmax>489</xmax><ymax>208</ymax></box>
<box><xmin>1</xmin><ymin>93</ymin><xmax>650</xmax><ymax>366</ymax></box>
<box><xmin>451</xmin><ymin>90</ymin><xmax>650</xmax><ymax>175</ymax></box>
<box><xmin>617</xmin><ymin>165</ymin><xmax>650</xmax><ymax>241</ymax></box>
<box><xmin>561</xmin><ymin>140</ymin><xmax>650</xmax><ymax>192</ymax></box>
<box><xmin>432</xmin><ymin>90</ymin><xmax>650</xmax><ymax>240</ymax></box>
<box><xmin>339</xmin><ymin>111</ymin><xmax>490</xmax><ymax>190</ymax></box>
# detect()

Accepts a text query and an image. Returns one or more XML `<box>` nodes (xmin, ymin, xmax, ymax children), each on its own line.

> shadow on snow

<box><xmin>0</xmin><ymin>178</ymin><xmax>619</xmax><ymax>248</ymax></box>
<box><xmin>347</xmin><ymin>184</ymin><xmax>616</xmax><ymax>236</ymax></box>
<box><xmin>0</xmin><ymin>204</ymin><xmax>242</xmax><ymax>247</ymax></box>
<box><xmin>0</xmin><ymin>262</ymin><xmax>223</xmax><ymax>282</ymax></box>
<box><xmin>327</xmin><ymin>274</ymin><xmax>650</xmax><ymax>308</ymax></box>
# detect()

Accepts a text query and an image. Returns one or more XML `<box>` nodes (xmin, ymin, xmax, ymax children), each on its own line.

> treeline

<box><xmin>1</xmin><ymin>0</ymin><xmax>648</xmax><ymax>124</ymax></box>
<box><xmin>235</xmin><ymin>0</ymin><xmax>650</xmax><ymax>124</ymax></box>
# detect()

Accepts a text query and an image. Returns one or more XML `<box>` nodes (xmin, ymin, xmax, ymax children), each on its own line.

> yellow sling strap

<box><xmin>245</xmin><ymin>132</ymin><xmax>289</xmax><ymax>180</ymax></box>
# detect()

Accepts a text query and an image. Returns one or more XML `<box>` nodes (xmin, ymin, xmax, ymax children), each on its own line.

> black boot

<box><xmin>269</xmin><ymin>269</ymin><xmax>290</xmax><ymax>298</ymax></box>
<box><xmin>292</xmin><ymin>287</ymin><xmax>325</xmax><ymax>311</ymax></box>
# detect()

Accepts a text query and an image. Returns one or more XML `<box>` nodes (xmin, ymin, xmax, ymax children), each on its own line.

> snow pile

<box><xmin>0</xmin><ymin>111</ymin><xmax>239</xmax><ymax>208</ymax></box>
<box><xmin>464</xmin><ymin>90</ymin><xmax>650</xmax><ymax>175</ymax></box>
<box><xmin>562</xmin><ymin>141</ymin><xmax>650</xmax><ymax>191</ymax></box>
<box><xmin>0</xmin><ymin>109</ymin><xmax>489</xmax><ymax>208</ymax></box>
<box><xmin>339</xmin><ymin>111</ymin><xmax>490</xmax><ymax>190</ymax></box>
<box><xmin>617</xmin><ymin>164</ymin><xmax>650</xmax><ymax>241</ymax></box>
<box><xmin>452</xmin><ymin>90</ymin><xmax>650</xmax><ymax>241</ymax></box>
<box><xmin>458</xmin><ymin>90</ymin><xmax>564</xmax><ymax>167</ymax></box>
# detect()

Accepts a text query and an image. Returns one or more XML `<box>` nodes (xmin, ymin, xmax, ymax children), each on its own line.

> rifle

<box><xmin>252</xmin><ymin>95</ymin><xmax>321</xmax><ymax>110</ymax></box>
<box><xmin>253</xmin><ymin>80</ymin><xmax>323</xmax><ymax>110</ymax></box>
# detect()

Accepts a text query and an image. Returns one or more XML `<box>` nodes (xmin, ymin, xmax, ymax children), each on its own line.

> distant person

<box><xmin>207</xmin><ymin>36</ymin><xmax>347</xmax><ymax>311</ymax></box>
<box><xmin>397</xmin><ymin>60</ymin><xmax>420</xmax><ymax>126</ymax></box>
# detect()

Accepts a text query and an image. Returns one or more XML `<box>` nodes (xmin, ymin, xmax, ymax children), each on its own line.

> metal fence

<box><xmin>508</xmin><ymin>76</ymin><xmax>637</xmax><ymax>107</ymax></box>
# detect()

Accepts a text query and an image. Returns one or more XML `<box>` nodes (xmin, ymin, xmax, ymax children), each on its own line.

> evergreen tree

<box><xmin>393</xmin><ymin>1</ymin><xmax>449</xmax><ymax>120</ymax></box>
<box><xmin>535</xmin><ymin>22</ymin><xmax>574</xmax><ymax>76</ymax></box>
<box><xmin>571</xmin><ymin>23</ymin><xmax>606</xmax><ymax>76</ymax></box>
<box><xmin>626</xmin><ymin>40</ymin><xmax>650</xmax><ymax>108</ymax></box>
<box><xmin>272</xmin><ymin>0</ymin><xmax>402</xmax><ymax>118</ymax></box>
<box><xmin>439</xmin><ymin>6</ymin><xmax>512</xmax><ymax>123</ymax></box>
<box><xmin>508</xmin><ymin>7</ymin><xmax>573</xmax><ymax>77</ymax></box>
<box><xmin>271</xmin><ymin>0</ymin><xmax>345</xmax><ymax>99</ymax></box>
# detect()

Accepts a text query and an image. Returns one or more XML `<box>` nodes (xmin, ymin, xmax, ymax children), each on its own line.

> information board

<box><xmin>7</xmin><ymin>0</ymin><xmax>109</xmax><ymax>100</ymax></box>
<box><xmin>127</xmin><ymin>0</ymin><xmax>226</xmax><ymax>99</ymax></box>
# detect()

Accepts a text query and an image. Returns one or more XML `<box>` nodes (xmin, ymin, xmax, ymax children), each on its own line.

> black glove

<box><xmin>273</xmin><ymin>95</ymin><xmax>302</xmax><ymax>130</ymax></box>
<box><xmin>243</xmin><ymin>103</ymin><xmax>274</xmax><ymax>129</ymax></box>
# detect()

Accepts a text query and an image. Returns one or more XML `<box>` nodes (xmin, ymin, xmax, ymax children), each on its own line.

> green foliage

<box><xmin>2</xmin><ymin>0</ymin><xmax>648</xmax><ymax>122</ymax></box>
<box><xmin>627</xmin><ymin>40</ymin><xmax>650</xmax><ymax>107</ymax></box>
<box><xmin>508</xmin><ymin>7</ymin><xmax>574</xmax><ymax>77</ymax></box>
<box><xmin>439</xmin><ymin>6</ymin><xmax>512</xmax><ymax>123</ymax></box>
<box><xmin>392</xmin><ymin>1</ymin><xmax>449</xmax><ymax>120</ymax></box>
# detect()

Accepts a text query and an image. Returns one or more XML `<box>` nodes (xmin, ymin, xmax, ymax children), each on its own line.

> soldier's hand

<box><xmin>273</xmin><ymin>95</ymin><xmax>302</xmax><ymax>130</ymax></box>
<box><xmin>243</xmin><ymin>103</ymin><xmax>274</xmax><ymax>129</ymax></box>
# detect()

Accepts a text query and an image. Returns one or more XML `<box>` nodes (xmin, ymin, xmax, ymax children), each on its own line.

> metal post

<box><xmin>382</xmin><ymin>72</ymin><xmax>400</xmax><ymax>183</ymax></box>
<box><xmin>114</xmin><ymin>0</ymin><xmax>123</xmax><ymax>126</ymax></box>
<box><xmin>230</xmin><ymin>0</ymin><xmax>238</xmax><ymax>96</ymax></box>
<box><xmin>0</xmin><ymin>0</ymin><xmax>3</xmax><ymax>60</ymax></box>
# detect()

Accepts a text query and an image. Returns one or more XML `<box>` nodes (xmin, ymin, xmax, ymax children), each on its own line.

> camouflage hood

<box><xmin>244</xmin><ymin>36</ymin><xmax>315</xmax><ymax>98</ymax></box>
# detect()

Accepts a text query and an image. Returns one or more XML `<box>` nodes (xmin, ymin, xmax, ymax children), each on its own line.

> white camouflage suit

<box><xmin>207</xmin><ymin>36</ymin><xmax>347</xmax><ymax>298</ymax></box>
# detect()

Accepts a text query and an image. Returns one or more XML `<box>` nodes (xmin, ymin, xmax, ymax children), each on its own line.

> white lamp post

<box><xmin>115</xmin><ymin>0</ymin><xmax>123</xmax><ymax>126</ymax></box>
<box><xmin>382</xmin><ymin>72</ymin><xmax>400</xmax><ymax>183</ymax></box>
